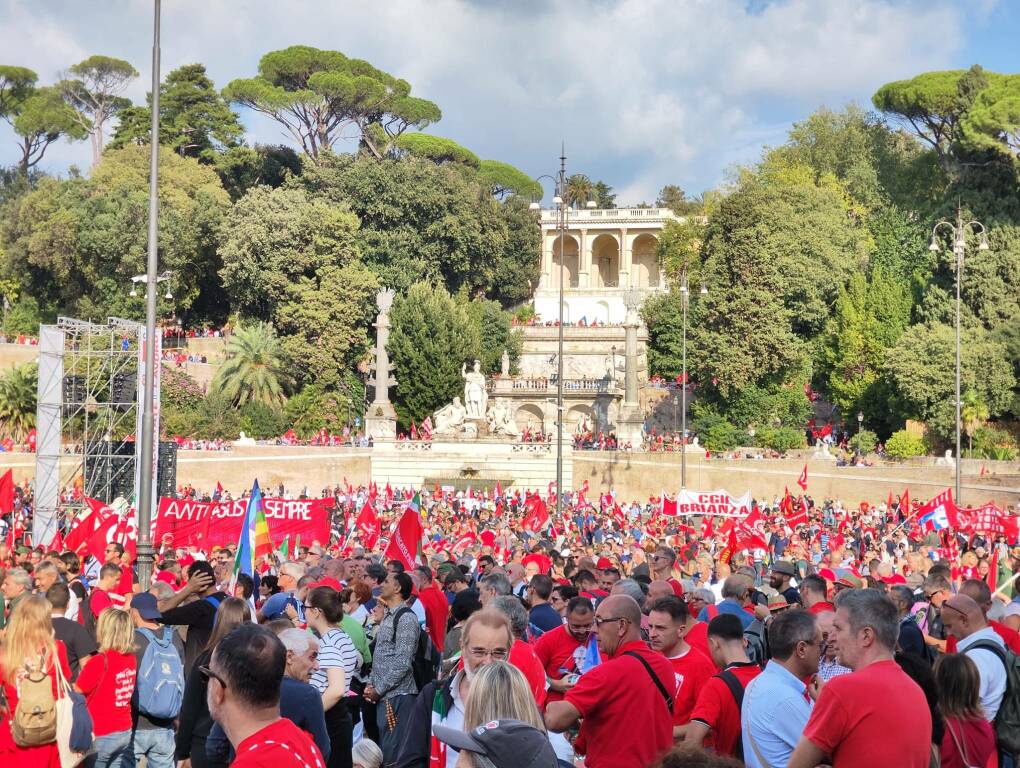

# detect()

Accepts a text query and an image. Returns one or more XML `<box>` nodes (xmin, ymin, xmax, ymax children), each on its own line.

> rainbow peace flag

<box><xmin>232</xmin><ymin>479</ymin><xmax>271</xmax><ymax>591</ymax></box>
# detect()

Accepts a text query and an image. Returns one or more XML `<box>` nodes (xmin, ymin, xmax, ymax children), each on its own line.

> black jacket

<box><xmin>394</xmin><ymin>675</ymin><xmax>455</xmax><ymax>768</ymax></box>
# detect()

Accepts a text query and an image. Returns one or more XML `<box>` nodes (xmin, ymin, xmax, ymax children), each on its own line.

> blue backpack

<box><xmin>137</xmin><ymin>627</ymin><xmax>184</xmax><ymax>719</ymax></box>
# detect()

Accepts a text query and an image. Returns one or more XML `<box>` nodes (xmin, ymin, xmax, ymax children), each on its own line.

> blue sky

<box><xmin>0</xmin><ymin>0</ymin><xmax>1015</xmax><ymax>204</ymax></box>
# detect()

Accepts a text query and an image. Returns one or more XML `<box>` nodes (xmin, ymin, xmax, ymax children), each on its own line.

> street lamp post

<box><xmin>529</xmin><ymin>149</ymin><xmax>594</xmax><ymax>522</ymax></box>
<box><xmin>136</xmin><ymin>0</ymin><xmax>163</xmax><ymax>589</ymax></box>
<box><xmin>679</xmin><ymin>267</ymin><xmax>707</xmax><ymax>490</ymax></box>
<box><xmin>929</xmin><ymin>206</ymin><xmax>988</xmax><ymax>505</ymax></box>
<box><xmin>856</xmin><ymin>411</ymin><xmax>864</xmax><ymax>456</ymax></box>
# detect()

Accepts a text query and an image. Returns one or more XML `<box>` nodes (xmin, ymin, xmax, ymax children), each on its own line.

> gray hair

<box><xmin>150</xmin><ymin>582</ymin><xmax>175</xmax><ymax>600</ymax></box>
<box><xmin>480</xmin><ymin>572</ymin><xmax>512</xmax><ymax>598</ymax></box>
<box><xmin>721</xmin><ymin>575</ymin><xmax>749</xmax><ymax>600</ymax></box>
<box><xmin>279</xmin><ymin>628</ymin><xmax>318</xmax><ymax>655</ymax></box>
<box><xmin>612</xmin><ymin>578</ymin><xmax>647</xmax><ymax>610</ymax></box>
<box><xmin>33</xmin><ymin>561</ymin><xmax>59</xmax><ymax>578</ymax></box>
<box><xmin>491</xmin><ymin>595</ymin><xmax>529</xmax><ymax>639</ymax></box>
<box><xmin>351</xmin><ymin>738</ymin><xmax>383</xmax><ymax>768</ymax></box>
<box><xmin>279</xmin><ymin>561</ymin><xmax>307</xmax><ymax>580</ymax></box>
<box><xmin>6</xmin><ymin>567</ymin><xmax>32</xmax><ymax>592</ymax></box>
<box><xmin>692</xmin><ymin>587</ymin><xmax>715</xmax><ymax>605</ymax></box>
<box><xmin>834</xmin><ymin>588</ymin><xmax>899</xmax><ymax>650</ymax></box>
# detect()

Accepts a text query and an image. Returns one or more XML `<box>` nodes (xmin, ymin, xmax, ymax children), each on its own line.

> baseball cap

<box><xmin>432</xmin><ymin>719</ymin><xmax>557</xmax><ymax>768</ymax></box>
<box><xmin>130</xmin><ymin>592</ymin><xmax>162</xmax><ymax>621</ymax></box>
<box><xmin>835</xmin><ymin>574</ymin><xmax>865</xmax><ymax>590</ymax></box>
<box><xmin>312</xmin><ymin>577</ymin><xmax>343</xmax><ymax>592</ymax></box>
<box><xmin>596</xmin><ymin>557</ymin><xmax>613</xmax><ymax>570</ymax></box>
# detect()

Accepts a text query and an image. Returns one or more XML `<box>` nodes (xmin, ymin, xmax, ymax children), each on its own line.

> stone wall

<box><xmin>573</xmin><ymin>451</ymin><xmax>1020</xmax><ymax>508</ymax></box>
<box><xmin>3</xmin><ymin>446</ymin><xmax>1017</xmax><ymax>507</ymax></box>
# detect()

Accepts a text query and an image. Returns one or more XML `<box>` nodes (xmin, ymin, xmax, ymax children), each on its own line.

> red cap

<box><xmin>596</xmin><ymin>557</ymin><xmax>613</xmax><ymax>570</ymax></box>
<box><xmin>312</xmin><ymin>577</ymin><xmax>343</xmax><ymax>592</ymax></box>
<box><xmin>882</xmin><ymin>574</ymin><xmax>907</xmax><ymax>585</ymax></box>
<box><xmin>155</xmin><ymin>571</ymin><xmax>178</xmax><ymax>588</ymax></box>
<box><xmin>817</xmin><ymin>568</ymin><xmax>837</xmax><ymax>582</ymax></box>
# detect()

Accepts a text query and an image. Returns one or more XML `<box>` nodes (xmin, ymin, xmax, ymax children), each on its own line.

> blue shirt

<box><xmin>741</xmin><ymin>660</ymin><xmax>812</xmax><ymax>768</ymax></box>
<box><xmin>261</xmin><ymin>590</ymin><xmax>303</xmax><ymax>622</ymax></box>
<box><xmin>529</xmin><ymin>603</ymin><xmax>562</xmax><ymax>634</ymax></box>
<box><xmin>698</xmin><ymin>599</ymin><xmax>754</xmax><ymax>630</ymax></box>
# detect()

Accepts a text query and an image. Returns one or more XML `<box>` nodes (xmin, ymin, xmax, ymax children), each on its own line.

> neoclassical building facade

<box><xmin>532</xmin><ymin>206</ymin><xmax>681</xmax><ymax>325</ymax></box>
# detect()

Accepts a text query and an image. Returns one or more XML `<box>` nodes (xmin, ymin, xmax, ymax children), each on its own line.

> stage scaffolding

<box><xmin>33</xmin><ymin>317</ymin><xmax>146</xmax><ymax>546</ymax></box>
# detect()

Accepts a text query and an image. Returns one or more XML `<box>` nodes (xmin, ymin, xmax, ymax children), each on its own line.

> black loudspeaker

<box><xmin>157</xmin><ymin>441</ymin><xmax>177</xmax><ymax>498</ymax></box>
<box><xmin>84</xmin><ymin>440</ymin><xmax>135</xmax><ymax>502</ymax></box>
<box><xmin>111</xmin><ymin>372</ymin><xmax>136</xmax><ymax>411</ymax></box>
<box><xmin>63</xmin><ymin>375</ymin><xmax>86</xmax><ymax>415</ymax></box>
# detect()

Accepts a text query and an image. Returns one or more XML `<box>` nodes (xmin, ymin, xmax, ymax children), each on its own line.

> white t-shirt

<box><xmin>309</xmin><ymin>628</ymin><xmax>359</xmax><ymax>696</ymax></box>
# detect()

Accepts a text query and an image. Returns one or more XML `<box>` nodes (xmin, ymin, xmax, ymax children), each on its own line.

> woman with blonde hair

<box><xmin>176</xmin><ymin>597</ymin><xmax>252</xmax><ymax>768</ymax></box>
<box><xmin>75</xmin><ymin>608</ymin><xmax>138</xmax><ymax>768</ymax></box>
<box><xmin>0</xmin><ymin>594</ymin><xmax>72</xmax><ymax>768</ymax></box>
<box><xmin>462</xmin><ymin>660</ymin><xmax>545</xmax><ymax>733</ymax></box>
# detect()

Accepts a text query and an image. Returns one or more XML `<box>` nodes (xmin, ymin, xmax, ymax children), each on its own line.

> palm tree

<box><xmin>212</xmin><ymin>322</ymin><xmax>290</xmax><ymax>407</ymax></box>
<box><xmin>0</xmin><ymin>363</ymin><xmax>37</xmax><ymax>440</ymax></box>
<box><xmin>961</xmin><ymin>389</ymin><xmax>989</xmax><ymax>454</ymax></box>
<box><xmin>564</xmin><ymin>174</ymin><xmax>595</xmax><ymax>208</ymax></box>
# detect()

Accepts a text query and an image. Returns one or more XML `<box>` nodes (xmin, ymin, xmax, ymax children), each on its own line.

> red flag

<box><xmin>0</xmin><ymin>469</ymin><xmax>14</xmax><ymax>515</ymax></box>
<box><xmin>521</xmin><ymin>496</ymin><xmax>550</xmax><ymax>534</ymax></box>
<box><xmin>451</xmin><ymin>531</ymin><xmax>477</xmax><ymax>556</ymax></box>
<box><xmin>784</xmin><ymin>493</ymin><xmax>808</xmax><ymax>528</ymax></box>
<box><xmin>988</xmin><ymin>546</ymin><xmax>1000</xmax><ymax>594</ymax></box>
<box><xmin>355</xmin><ymin>501</ymin><xmax>381</xmax><ymax>550</ymax></box>
<box><xmin>661</xmin><ymin>493</ymin><xmax>678</xmax><ymax>516</ymax></box>
<box><xmin>64</xmin><ymin>507</ymin><xmax>101</xmax><ymax>555</ymax></box>
<box><xmin>701</xmin><ymin>515</ymin><xmax>715</xmax><ymax>540</ymax></box>
<box><xmin>215</xmin><ymin>481</ymin><xmax>224</xmax><ymax>497</ymax></box>
<box><xmin>611</xmin><ymin>504</ymin><xmax>626</xmax><ymax>528</ymax></box>
<box><xmin>495</xmin><ymin>480</ymin><xmax>503</xmax><ymax>500</ymax></box>
<box><xmin>796</xmin><ymin>464</ymin><xmax>808</xmax><ymax>491</ymax></box>
<box><xmin>384</xmin><ymin>508</ymin><xmax>424</xmax><ymax>571</ymax></box>
<box><xmin>86</xmin><ymin>513</ymin><xmax>120</xmax><ymax>562</ymax></box>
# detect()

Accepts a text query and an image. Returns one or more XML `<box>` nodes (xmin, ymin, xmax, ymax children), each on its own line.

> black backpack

<box><xmin>391</xmin><ymin>606</ymin><xmax>442</xmax><ymax>691</ymax></box>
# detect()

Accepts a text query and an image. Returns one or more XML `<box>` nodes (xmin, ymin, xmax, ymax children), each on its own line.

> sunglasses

<box><xmin>199</xmin><ymin>665</ymin><xmax>227</xmax><ymax>689</ymax></box>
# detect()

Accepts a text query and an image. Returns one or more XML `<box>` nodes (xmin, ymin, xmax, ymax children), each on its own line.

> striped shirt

<box><xmin>309</xmin><ymin>628</ymin><xmax>359</xmax><ymax>695</ymax></box>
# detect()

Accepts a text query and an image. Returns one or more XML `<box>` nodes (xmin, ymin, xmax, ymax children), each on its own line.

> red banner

<box><xmin>155</xmin><ymin>497</ymin><xmax>333</xmax><ymax>548</ymax></box>
<box><xmin>949</xmin><ymin>503</ymin><xmax>1019</xmax><ymax>542</ymax></box>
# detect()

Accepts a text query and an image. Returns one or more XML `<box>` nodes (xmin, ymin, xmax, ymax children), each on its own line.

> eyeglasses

<box><xmin>466</xmin><ymin>647</ymin><xmax>509</xmax><ymax>661</ymax></box>
<box><xmin>199</xmin><ymin>665</ymin><xmax>227</xmax><ymax>689</ymax></box>
<box><xmin>924</xmin><ymin>591</ymin><xmax>941</xmax><ymax>601</ymax></box>
<box><xmin>594</xmin><ymin>616</ymin><xmax>632</xmax><ymax>627</ymax></box>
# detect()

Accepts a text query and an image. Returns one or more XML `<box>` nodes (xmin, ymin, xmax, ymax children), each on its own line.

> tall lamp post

<box><xmin>679</xmin><ymin>266</ymin><xmax>706</xmax><ymax>490</ymax></box>
<box><xmin>856</xmin><ymin>411</ymin><xmax>864</xmax><ymax>456</ymax></box>
<box><xmin>929</xmin><ymin>206</ymin><xmax>988</xmax><ymax>505</ymax></box>
<box><xmin>136</xmin><ymin>0</ymin><xmax>163</xmax><ymax>588</ymax></box>
<box><xmin>529</xmin><ymin>149</ymin><xmax>594</xmax><ymax>521</ymax></box>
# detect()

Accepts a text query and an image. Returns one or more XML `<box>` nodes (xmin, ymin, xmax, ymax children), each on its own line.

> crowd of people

<box><xmin>1</xmin><ymin>478</ymin><xmax>1020</xmax><ymax>767</ymax></box>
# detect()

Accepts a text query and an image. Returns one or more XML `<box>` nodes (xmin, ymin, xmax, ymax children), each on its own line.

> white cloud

<box><xmin>0</xmin><ymin>0</ymin><xmax>985</xmax><ymax>200</ymax></box>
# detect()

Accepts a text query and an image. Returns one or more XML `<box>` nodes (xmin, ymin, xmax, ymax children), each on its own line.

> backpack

<box><xmin>11</xmin><ymin>657</ymin><xmax>57</xmax><ymax>747</ymax></box>
<box><xmin>968</xmin><ymin>639</ymin><xmax>1020</xmax><ymax>757</ymax></box>
<box><xmin>80</xmin><ymin>591</ymin><xmax>98</xmax><ymax>638</ymax></box>
<box><xmin>392</xmin><ymin>607</ymin><xmax>441</xmax><ymax>691</ymax></box>
<box><xmin>137</xmin><ymin>627</ymin><xmax>185</xmax><ymax>719</ymax></box>
<box><xmin>744</xmin><ymin>619</ymin><xmax>768</xmax><ymax>668</ymax></box>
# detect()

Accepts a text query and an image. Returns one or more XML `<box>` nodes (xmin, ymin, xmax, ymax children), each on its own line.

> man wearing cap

<box><xmin>131</xmin><ymin>591</ymin><xmax>185</xmax><ymax>768</ymax></box>
<box><xmin>432</xmin><ymin>719</ymin><xmax>558</xmax><ymax>768</ymax></box>
<box><xmin>546</xmin><ymin>595</ymin><xmax>675</xmax><ymax>768</ymax></box>
<box><xmin>769</xmin><ymin>561</ymin><xmax>801</xmax><ymax>606</ymax></box>
<box><xmin>258</xmin><ymin>560</ymin><xmax>308</xmax><ymax>623</ymax></box>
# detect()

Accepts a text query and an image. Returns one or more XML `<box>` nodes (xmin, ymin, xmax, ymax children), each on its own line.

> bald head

<box><xmin>941</xmin><ymin>593</ymin><xmax>988</xmax><ymax>641</ymax></box>
<box><xmin>599</xmin><ymin>594</ymin><xmax>642</xmax><ymax>625</ymax></box>
<box><xmin>646</xmin><ymin>580</ymin><xmax>674</xmax><ymax>604</ymax></box>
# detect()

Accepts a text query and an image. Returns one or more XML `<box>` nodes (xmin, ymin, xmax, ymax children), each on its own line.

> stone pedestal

<box><xmin>616</xmin><ymin>404</ymin><xmax>646</xmax><ymax>447</ymax></box>
<box><xmin>366</xmin><ymin>288</ymin><xmax>398</xmax><ymax>440</ymax></box>
<box><xmin>366</xmin><ymin>402</ymin><xmax>398</xmax><ymax>440</ymax></box>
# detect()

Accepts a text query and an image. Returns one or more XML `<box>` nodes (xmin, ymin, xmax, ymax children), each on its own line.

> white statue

<box><xmin>462</xmin><ymin>359</ymin><xmax>488</xmax><ymax>419</ymax></box>
<box><xmin>433</xmin><ymin>397</ymin><xmax>467</xmax><ymax>435</ymax></box>
<box><xmin>501</xmin><ymin>349</ymin><xmax>511</xmax><ymax>378</ymax></box>
<box><xmin>487</xmin><ymin>398</ymin><xmax>520</xmax><ymax>437</ymax></box>
<box><xmin>937</xmin><ymin>449</ymin><xmax>956</xmax><ymax>468</ymax></box>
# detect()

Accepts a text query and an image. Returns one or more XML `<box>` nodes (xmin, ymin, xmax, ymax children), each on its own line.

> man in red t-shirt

<box><xmin>533</xmin><ymin>596</ymin><xmax>595</xmax><ymax>704</ymax></box>
<box><xmin>647</xmin><ymin>595</ymin><xmax>715</xmax><ymax>735</ymax></box>
<box><xmin>789</xmin><ymin>590</ymin><xmax>932</xmax><ymax>768</ymax></box>
<box><xmin>104</xmin><ymin>542</ymin><xmax>136</xmax><ymax>606</ymax></box>
<box><xmin>86</xmin><ymin>563</ymin><xmax>122</xmax><ymax>620</ymax></box>
<box><xmin>412</xmin><ymin>565</ymin><xmax>449</xmax><ymax>652</ymax></box>
<box><xmin>207</xmin><ymin>623</ymin><xmax>325</xmax><ymax>768</ymax></box>
<box><xmin>545</xmin><ymin>595</ymin><xmax>674</xmax><ymax>768</ymax></box>
<box><xmin>687</xmin><ymin>613</ymin><xmax>761</xmax><ymax>757</ymax></box>
<box><xmin>651</xmin><ymin>546</ymin><xmax>685</xmax><ymax>596</ymax></box>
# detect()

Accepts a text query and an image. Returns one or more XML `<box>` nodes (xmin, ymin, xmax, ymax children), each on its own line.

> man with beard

<box><xmin>395</xmin><ymin>610</ymin><xmax>514</xmax><ymax>768</ymax></box>
<box><xmin>769</xmin><ymin>561</ymin><xmax>801</xmax><ymax>606</ymax></box>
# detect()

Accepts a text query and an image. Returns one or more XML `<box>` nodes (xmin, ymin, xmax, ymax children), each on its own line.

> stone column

<box><xmin>540</xmin><ymin>234</ymin><xmax>552</xmax><ymax>289</ymax></box>
<box><xmin>365</xmin><ymin>288</ymin><xmax>398</xmax><ymax>439</ymax></box>
<box><xmin>619</xmin><ymin>228</ymin><xmax>631</xmax><ymax>288</ymax></box>
<box><xmin>578</xmin><ymin>228</ymin><xmax>590</xmax><ymax>288</ymax></box>
<box><xmin>616</xmin><ymin>289</ymin><xmax>645</xmax><ymax>446</ymax></box>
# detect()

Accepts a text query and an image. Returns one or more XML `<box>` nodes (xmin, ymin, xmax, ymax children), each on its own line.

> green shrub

<box><xmin>885</xmin><ymin>429</ymin><xmax>927</xmax><ymax>459</ymax></box>
<box><xmin>702</xmin><ymin>420</ymin><xmax>744</xmax><ymax>452</ymax></box>
<box><xmin>849</xmin><ymin>429</ymin><xmax>878</xmax><ymax>454</ymax></box>
<box><xmin>973</xmin><ymin>425</ymin><xmax>1017</xmax><ymax>460</ymax></box>
<box><xmin>754</xmin><ymin>426</ymin><xmax>806</xmax><ymax>452</ymax></box>
<box><xmin>239</xmin><ymin>401</ymin><xmax>286</xmax><ymax>439</ymax></box>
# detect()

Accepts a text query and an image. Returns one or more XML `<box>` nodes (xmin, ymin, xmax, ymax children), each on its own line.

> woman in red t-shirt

<box><xmin>934</xmin><ymin>653</ymin><xmax>997</xmax><ymax>768</ymax></box>
<box><xmin>75</xmin><ymin>608</ymin><xmax>138</xmax><ymax>768</ymax></box>
<box><xmin>0</xmin><ymin>595</ymin><xmax>73</xmax><ymax>768</ymax></box>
